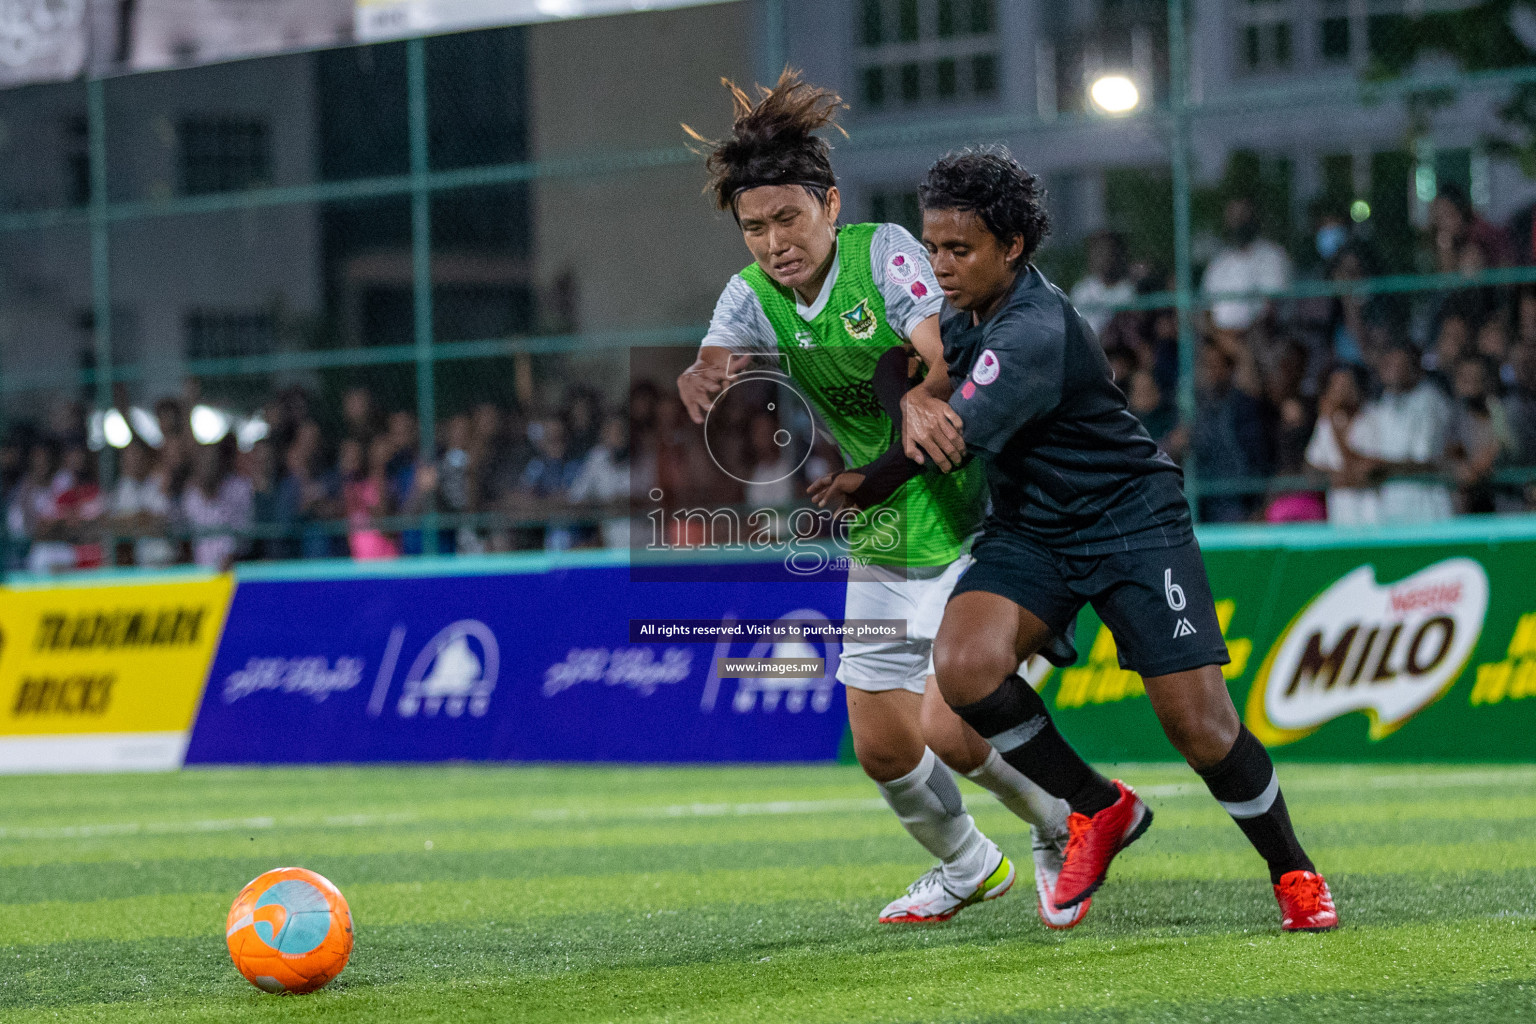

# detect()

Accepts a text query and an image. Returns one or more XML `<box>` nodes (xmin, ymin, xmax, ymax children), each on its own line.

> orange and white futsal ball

<box><xmin>226</xmin><ymin>867</ymin><xmax>354</xmax><ymax>994</ymax></box>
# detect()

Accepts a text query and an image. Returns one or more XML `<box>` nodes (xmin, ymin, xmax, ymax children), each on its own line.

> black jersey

<box><xmin>943</xmin><ymin>265</ymin><xmax>1191</xmax><ymax>555</ymax></box>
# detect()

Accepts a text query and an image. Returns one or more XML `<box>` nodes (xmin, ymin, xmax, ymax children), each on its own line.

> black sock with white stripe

<box><xmin>950</xmin><ymin>674</ymin><xmax>1120</xmax><ymax>817</ymax></box>
<box><xmin>1197</xmin><ymin>726</ymin><xmax>1314</xmax><ymax>884</ymax></box>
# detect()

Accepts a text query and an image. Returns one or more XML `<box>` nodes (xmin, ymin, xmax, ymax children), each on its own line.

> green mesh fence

<box><xmin>2</xmin><ymin>0</ymin><xmax>1536</xmax><ymax>574</ymax></box>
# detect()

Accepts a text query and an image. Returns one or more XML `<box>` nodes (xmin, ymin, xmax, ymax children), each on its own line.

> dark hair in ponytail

<box><xmin>685</xmin><ymin>68</ymin><xmax>845</xmax><ymax>215</ymax></box>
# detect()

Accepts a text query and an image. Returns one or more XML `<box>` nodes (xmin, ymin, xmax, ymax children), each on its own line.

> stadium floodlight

<box><xmin>129</xmin><ymin>407</ymin><xmax>164</xmax><ymax>448</ymax></box>
<box><xmin>102</xmin><ymin>409</ymin><xmax>133</xmax><ymax>449</ymax></box>
<box><xmin>1090</xmin><ymin>75</ymin><xmax>1140</xmax><ymax>115</ymax></box>
<box><xmin>236</xmin><ymin>416</ymin><xmax>271</xmax><ymax>453</ymax></box>
<box><xmin>190</xmin><ymin>404</ymin><xmax>232</xmax><ymax>445</ymax></box>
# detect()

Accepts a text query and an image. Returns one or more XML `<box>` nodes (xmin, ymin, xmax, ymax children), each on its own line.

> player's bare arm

<box><xmin>902</xmin><ymin>315</ymin><xmax>966</xmax><ymax>471</ymax></box>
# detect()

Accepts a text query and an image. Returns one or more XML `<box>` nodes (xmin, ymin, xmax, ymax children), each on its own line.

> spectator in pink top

<box><xmin>343</xmin><ymin>437</ymin><xmax>399</xmax><ymax>560</ymax></box>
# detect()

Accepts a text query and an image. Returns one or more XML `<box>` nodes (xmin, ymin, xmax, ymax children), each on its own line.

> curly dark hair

<box><xmin>918</xmin><ymin>146</ymin><xmax>1051</xmax><ymax>266</ymax></box>
<box><xmin>684</xmin><ymin>68</ymin><xmax>846</xmax><ymax>215</ymax></box>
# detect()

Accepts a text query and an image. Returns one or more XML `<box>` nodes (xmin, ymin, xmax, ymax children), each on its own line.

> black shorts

<box><xmin>950</xmin><ymin>529</ymin><xmax>1231</xmax><ymax>679</ymax></box>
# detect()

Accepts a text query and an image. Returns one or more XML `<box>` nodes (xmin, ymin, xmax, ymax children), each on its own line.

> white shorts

<box><xmin>836</xmin><ymin>554</ymin><xmax>974</xmax><ymax>695</ymax></box>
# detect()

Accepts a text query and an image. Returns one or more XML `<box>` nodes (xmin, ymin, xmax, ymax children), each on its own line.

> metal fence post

<box><xmin>760</xmin><ymin>0</ymin><xmax>787</xmax><ymax>84</ymax></box>
<box><xmin>1167</xmin><ymin>0</ymin><xmax>1199</xmax><ymax>520</ymax></box>
<box><xmin>407</xmin><ymin>37</ymin><xmax>440</xmax><ymax>555</ymax></box>
<box><xmin>88</xmin><ymin>78</ymin><xmax>114</xmax><ymax>495</ymax></box>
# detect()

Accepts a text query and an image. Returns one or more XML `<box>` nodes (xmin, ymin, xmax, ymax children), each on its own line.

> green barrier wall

<box><xmin>1046</xmin><ymin>518</ymin><xmax>1536</xmax><ymax>762</ymax></box>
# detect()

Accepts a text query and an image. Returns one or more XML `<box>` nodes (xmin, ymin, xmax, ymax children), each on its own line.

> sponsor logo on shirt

<box><xmin>793</xmin><ymin>329</ymin><xmax>816</xmax><ymax>350</ymax></box>
<box><xmin>961</xmin><ymin>381</ymin><xmax>976</xmax><ymax>400</ymax></box>
<box><xmin>839</xmin><ymin>298</ymin><xmax>878</xmax><ymax>340</ymax></box>
<box><xmin>886</xmin><ymin>253</ymin><xmax>919</xmax><ymax>286</ymax></box>
<box><xmin>911</xmin><ymin>281</ymin><xmax>928</xmax><ymax>298</ymax></box>
<box><xmin>1245</xmin><ymin>558</ymin><xmax>1489</xmax><ymax>745</ymax></box>
<box><xmin>971</xmin><ymin>348</ymin><xmax>1001</xmax><ymax>386</ymax></box>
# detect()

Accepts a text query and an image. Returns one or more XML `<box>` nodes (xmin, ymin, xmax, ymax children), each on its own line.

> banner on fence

<box><xmin>354</xmin><ymin>0</ymin><xmax>735</xmax><ymax>41</ymax></box>
<box><xmin>1042</xmin><ymin>536</ymin><xmax>1536</xmax><ymax>762</ymax></box>
<box><xmin>183</xmin><ymin>565</ymin><xmax>849</xmax><ymax>765</ymax></box>
<box><xmin>0</xmin><ymin>576</ymin><xmax>234</xmax><ymax>772</ymax></box>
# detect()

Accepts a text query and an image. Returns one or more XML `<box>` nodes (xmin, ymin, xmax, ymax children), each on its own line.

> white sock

<box><xmin>877</xmin><ymin>747</ymin><xmax>989</xmax><ymax>877</ymax></box>
<box><xmin>965</xmin><ymin>747</ymin><xmax>1070</xmax><ymax>834</ymax></box>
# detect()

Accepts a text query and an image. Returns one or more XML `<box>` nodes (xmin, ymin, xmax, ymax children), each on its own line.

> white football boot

<box><xmin>878</xmin><ymin>842</ymin><xmax>1016</xmax><ymax>924</ymax></box>
<box><xmin>1032</xmin><ymin>823</ymin><xmax>1092</xmax><ymax>929</ymax></box>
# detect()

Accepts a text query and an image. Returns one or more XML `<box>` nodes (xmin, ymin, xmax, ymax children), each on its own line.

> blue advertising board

<box><xmin>184</xmin><ymin>563</ymin><xmax>850</xmax><ymax>764</ymax></box>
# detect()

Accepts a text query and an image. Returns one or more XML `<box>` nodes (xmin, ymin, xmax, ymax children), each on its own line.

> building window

<box><xmin>862</xmin><ymin>66</ymin><xmax>886</xmax><ymax>107</ymax></box>
<box><xmin>973</xmin><ymin>53</ymin><xmax>999</xmax><ymax>97</ymax></box>
<box><xmin>65</xmin><ymin>115</ymin><xmax>89</xmax><ymax>208</ymax></box>
<box><xmin>185</xmin><ymin>310</ymin><xmax>276</xmax><ymax>359</ymax></box>
<box><xmin>861</xmin><ymin>0</ymin><xmax>883</xmax><ymax>46</ymax></box>
<box><xmin>855</xmin><ymin>0</ymin><xmax>1001</xmax><ymax>111</ymax></box>
<box><xmin>936</xmin><ymin>57</ymin><xmax>958</xmax><ymax>98</ymax></box>
<box><xmin>178</xmin><ymin>117</ymin><xmax>271</xmax><ymax>195</ymax></box>
<box><xmin>1315</xmin><ymin>1</ymin><xmax>1419</xmax><ymax>65</ymax></box>
<box><xmin>1319</xmin><ymin>16</ymin><xmax>1350</xmax><ymax>61</ymax></box>
<box><xmin>1236</xmin><ymin>0</ymin><xmax>1294</xmax><ymax>72</ymax></box>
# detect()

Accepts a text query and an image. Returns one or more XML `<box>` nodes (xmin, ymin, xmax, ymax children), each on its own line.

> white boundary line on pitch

<box><xmin>2</xmin><ymin>766</ymin><xmax>1532</xmax><ymax>842</ymax></box>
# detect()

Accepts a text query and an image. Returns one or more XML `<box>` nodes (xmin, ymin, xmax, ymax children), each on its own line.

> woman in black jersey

<box><xmin>812</xmin><ymin>147</ymin><xmax>1337</xmax><ymax>933</ymax></box>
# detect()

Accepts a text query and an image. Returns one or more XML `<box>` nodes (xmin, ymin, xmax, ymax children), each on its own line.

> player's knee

<box><xmin>932</xmin><ymin>640</ymin><xmax>1013</xmax><ymax>703</ymax></box>
<box><xmin>1159</xmin><ymin>702</ymin><xmax>1240</xmax><ymax>770</ymax></box>
<box><xmin>853</xmin><ymin>741</ymin><xmax>924</xmax><ymax>784</ymax></box>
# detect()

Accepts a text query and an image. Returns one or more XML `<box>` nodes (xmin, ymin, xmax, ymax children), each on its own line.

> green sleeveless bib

<box><xmin>741</xmin><ymin>223</ymin><xmax>983</xmax><ymax>567</ymax></box>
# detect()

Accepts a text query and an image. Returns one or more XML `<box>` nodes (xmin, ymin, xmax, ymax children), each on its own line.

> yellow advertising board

<box><xmin>0</xmin><ymin>576</ymin><xmax>234</xmax><ymax>771</ymax></box>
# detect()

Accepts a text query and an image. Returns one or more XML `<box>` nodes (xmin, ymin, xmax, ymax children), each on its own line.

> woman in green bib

<box><xmin>676</xmin><ymin>71</ymin><xmax>1087</xmax><ymax>928</ymax></box>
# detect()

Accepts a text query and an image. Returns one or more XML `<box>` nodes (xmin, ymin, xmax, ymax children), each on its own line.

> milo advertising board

<box><xmin>1041</xmin><ymin>523</ymin><xmax>1536</xmax><ymax>762</ymax></box>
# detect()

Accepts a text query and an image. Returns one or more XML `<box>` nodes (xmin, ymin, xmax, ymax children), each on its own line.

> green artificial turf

<box><xmin>0</xmin><ymin>762</ymin><xmax>1532</xmax><ymax>1023</ymax></box>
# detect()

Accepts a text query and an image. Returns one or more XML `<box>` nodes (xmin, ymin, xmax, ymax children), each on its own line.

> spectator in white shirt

<box><xmin>182</xmin><ymin>438</ymin><xmax>253</xmax><ymax>570</ymax></box>
<box><xmin>110</xmin><ymin>440</ymin><xmax>176</xmax><ymax>566</ymax></box>
<box><xmin>1202</xmin><ymin>197</ymin><xmax>1293</xmax><ymax>335</ymax></box>
<box><xmin>1305</xmin><ymin>365</ymin><xmax>1382</xmax><ymax>525</ymax></box>
<box><xmin>1349</xmin><ymin>346</ymin><xmax>1455</xmax><ymax>523</ymax></box>
<box><xmin>568</xmin><ymin>413</ymin><xmax>631</xmax><ymax>548</ymax></box>
<box><xmin>1070</xmin><ymin>231</ymin><xmax>1136</xmax><ymax>338</ymax></box>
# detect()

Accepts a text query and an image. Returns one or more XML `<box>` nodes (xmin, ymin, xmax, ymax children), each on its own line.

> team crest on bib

<box><xmin>972</xmin><ymin>348</ymin><xmax>1001</xmax><ymax>385</ymax></box>
<box><xmin>840</xmin><ymin>299</ymin><xmax>878</xmax><ymax>340</ymax></box>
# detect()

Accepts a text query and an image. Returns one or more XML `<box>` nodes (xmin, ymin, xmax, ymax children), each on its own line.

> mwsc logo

<box><xmin>396</xmin><ymin>620</ymin><xmax>500</xmax><ymax>719</ymax></box>
<box><xmin>1245</xmin><ymin>558</ymin><xmax>1488</xmax><ymax>745</ymax></box>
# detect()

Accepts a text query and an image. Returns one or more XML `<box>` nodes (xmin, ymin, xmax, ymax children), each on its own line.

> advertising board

<box><xmin>0</xmin><ymin>576</ymin><xmax>234</xmax><ymax>772</ymax></box>
<box><xmin>183</xmin><ymin>564</ymin><xmax>849</xmax><ymax>764</ymax></box>
<box><xmin>1044</xmin><ymin>531</ymin><xmax>1536</xmax><ymax>762</ymax></box>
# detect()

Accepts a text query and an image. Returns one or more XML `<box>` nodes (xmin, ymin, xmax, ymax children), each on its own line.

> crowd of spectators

<box><xmin>2</xmin><ymin>384</ymin><xmax>640</xmax><ymax>573</ymax></box>
<box><xmin>1074</xmin><ymin>185</ymin><xmax>1536</xmax><ymax>525</ymax></box>
<box><xmin>8</xmin><ymin>183</ymin><xmax>1536</xmax><ymax>573</ymax></box>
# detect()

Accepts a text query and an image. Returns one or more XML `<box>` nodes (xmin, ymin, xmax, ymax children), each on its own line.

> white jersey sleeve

<box><xmin>699</xmin><ymin>274</ymin><xmax>778</xmax><ymax>355</ymax></box>
<box><xmin>871</xmin><ymin>222</ymin><xmax>943</xmax><ymax>339</ymax></box>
